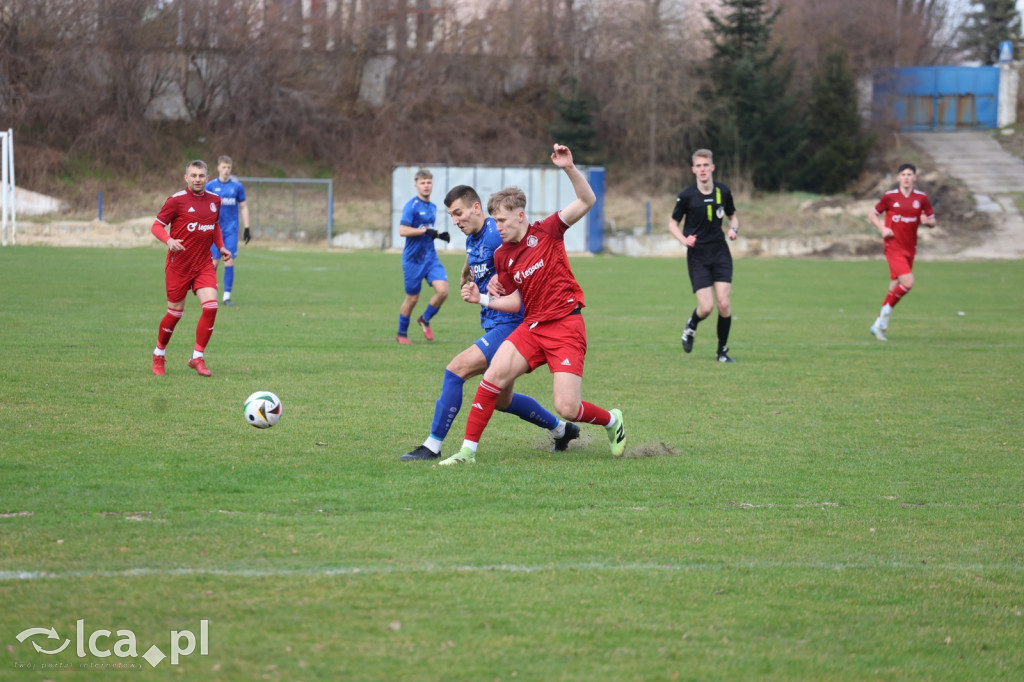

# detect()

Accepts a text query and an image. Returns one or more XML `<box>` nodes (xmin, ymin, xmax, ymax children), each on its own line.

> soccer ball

<box><xmin>244</xmin><ymin>391</ymin><xmax>282</xmax><ymax>429</ymax></box>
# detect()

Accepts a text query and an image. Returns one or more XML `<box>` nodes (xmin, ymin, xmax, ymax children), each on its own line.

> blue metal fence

<box><xmin>874</xmin><ymin>66</ymin><xmax>999</xmax><ymax>131</ymax></box>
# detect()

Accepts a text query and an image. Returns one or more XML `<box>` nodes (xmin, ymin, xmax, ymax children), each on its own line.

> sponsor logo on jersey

<box><xmin>512</xmin><ymin>258</ymin><xmax>544</xmax><ymax>285</ymax></box>
<box><xmin>890</xmin><ymin>215</ymin><xmax>919</xmax><ymax>224</ymax></box>
<box><xmin>186</xmin><ymin>222</ymin><xmax>217</xmax><ymax>232</ymax></box>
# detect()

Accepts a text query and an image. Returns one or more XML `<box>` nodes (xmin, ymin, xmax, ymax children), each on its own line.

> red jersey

<box><xmin>874</xmin><ymin>188</ymin><xmax>934</xmax><ymax>254</ymax></box>
<box><xmin>155</xmin><ymin>189</ymin><xmax>223</xmax><ymax>274</ymax></box>
<box><xmin>494</xmin><ymin>213</ymin><xmax>584</xmax><ymax>324</ymax></box>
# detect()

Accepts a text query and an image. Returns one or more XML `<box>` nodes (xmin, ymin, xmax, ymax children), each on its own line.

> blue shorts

<box><xmin>474</xmin><ymin>321</ymin><xmax>520</xmax><ymax>364</ymax></box>
<box><xmin>211</xmin><ymin>230</ymin><xmax>239</xmax><ymax>260</ymax></box>
<box><xmin>403</xmin><ymin>257</ymin><xmax>448</xmax><ymax>295</ymax></box>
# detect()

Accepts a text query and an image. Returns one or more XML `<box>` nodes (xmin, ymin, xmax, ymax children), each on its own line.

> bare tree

<box><xmin>586</xmin><ymin>0</ymin><xmax>706</xmax><ymax>181</ymax></box>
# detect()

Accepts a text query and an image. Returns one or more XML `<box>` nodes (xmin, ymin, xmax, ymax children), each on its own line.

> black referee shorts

<box><xmin>686</xmin><ymin>243</ymin><xmax>733</xmax><ymax>292</ymax></box>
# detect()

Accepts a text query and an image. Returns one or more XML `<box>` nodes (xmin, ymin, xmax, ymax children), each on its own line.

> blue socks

<box><xmin>501</xmin><ymin>393</ymin><xmax>559</xmax><ymax>430</ymax></box>
<box><xmin>224</xmin><ymin>265</ymin><xmax>234</xmax><ymax>294</ymax></box>
<box><xmin>398</xmin><ymin>314</ymin><xmax>411</xmax><ymax>337</ymax></box>
<box><xmin>423</xmin><ymin>304</ymin><xmax>440</xmax><ymax>324</ymax></box>
<box><xmin>428</xmin><ymin>370</ymin><xmax>560</xmax><ymax>444</ymax></box>
<box><xmin>430</xmin><ymin>370</ymin><xmax>465</xmax><ymax>440</ymax></box>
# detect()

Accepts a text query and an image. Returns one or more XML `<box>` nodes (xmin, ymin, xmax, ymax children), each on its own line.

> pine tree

<box><xmin>960</xmin><ymin>0</ymin><xmax>1023</xmax><ymax>65</ymax></box>
<box><xmin>799</xmin><ymin>47</ymin><xmax>874</xmax><ymax>194</ymax></box>
<box><xmin>701</xmin><ymin>0</ymin><xmax>801</xmax><ymax>191</ymax></box>
<box><xmin>549</xmin><ymin>79</ymin><xmax>601</xmax><ymax>165</ymax></box>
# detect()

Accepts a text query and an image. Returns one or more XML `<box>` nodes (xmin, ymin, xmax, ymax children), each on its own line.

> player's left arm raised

<box><xmin>551</xmin><ymin>144</ymin><xmax>596</xmax><ymax>226</ymax></box>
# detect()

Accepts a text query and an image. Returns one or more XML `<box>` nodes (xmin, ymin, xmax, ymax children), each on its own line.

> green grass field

<box><xmin>1</xmin><ymin>246</ymin><xmax>1022</xmax><ymax>681</ymax></box>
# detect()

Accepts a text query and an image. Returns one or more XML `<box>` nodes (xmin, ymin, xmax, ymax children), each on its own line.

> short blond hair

<box><xmin>415</xmin><ymin>168</ymin><xmax>433</xmax><ymax>181</ymax></box>
<box><xmin>692</xmin><ymin>149</ymin><xmax>713</xmax><ymax>164</ymax></box>
<box><xmin>487</xmin><ymin>187</ymin><xmax>527</xmax><ymax>215</ymax></box>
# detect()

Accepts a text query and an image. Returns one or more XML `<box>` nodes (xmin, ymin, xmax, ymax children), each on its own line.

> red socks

<box><xmin>883</xmin><ymin>284</ymin><xmax>911</xmax><ymax>308</ymax></box>
<box><xmin>156</xmin><ymin>309</ymin><xmax>183</xmax><ymax>350</ymax></box>
<box><xmin>465</xmin><ymin>381</ymin><xmax>615</xmax><ymax>443</ymax></box>
<box><xmin>195</xmin><ymin>300</ymin><xmax>218</xmax><ymax>352</ymax></box>
<box><xmin>575</xmin><ymin>401</ymin><xmax>612</xmax><ymax>426</ymax></box>
<box><xmin>465</xmin><ymin>379</ymin><xmax>502</xmax><ymax>443</ymax></box>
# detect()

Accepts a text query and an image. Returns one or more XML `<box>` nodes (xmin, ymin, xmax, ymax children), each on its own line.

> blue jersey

<box><xmin>467</xmin><ymin>217</ymin><xmax>522</xmax><ymax>329</ymax></box>
<box><xmin>205</xmin><ymin>177</ymin><xmax>246</xmax><ymax>233</ymax></box>
<box><xmin>400</xmin><ymin>196</ymin><xmax>438</xmax><ymax>264</ymax></box>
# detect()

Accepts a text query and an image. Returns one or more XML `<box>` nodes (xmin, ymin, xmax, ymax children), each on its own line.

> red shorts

<box><xmin>505</xmin><ymin>311</ymin><xmax>587</xmax><ymax>377</ymax></box>
<box><xmin>165</xmin><ymin>262</ymin><xmax>218</xmax><ymax>303</ymax></box>
<box><xmin>885</xmin><ymin>247</ymin><xmax>915</xmax><ymax>280</ymax></box>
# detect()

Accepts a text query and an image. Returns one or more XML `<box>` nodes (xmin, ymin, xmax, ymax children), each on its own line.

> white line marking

<box><xmin>2</xmin><ymin>560</ymin><xmax>1021</xmax><ymax>581</ymax></box>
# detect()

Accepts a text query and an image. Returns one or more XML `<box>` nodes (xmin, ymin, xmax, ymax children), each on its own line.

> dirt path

<box><xmin>906</xmin><ymin>131</ymin><xmax>1024</xmax><ymax>260</ymax></box>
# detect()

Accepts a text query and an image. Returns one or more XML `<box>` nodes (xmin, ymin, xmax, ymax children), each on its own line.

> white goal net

<box><xmin>239</xmin><ymin>177</ymin><xmax>334</xmax><ymax>243</ymax></box>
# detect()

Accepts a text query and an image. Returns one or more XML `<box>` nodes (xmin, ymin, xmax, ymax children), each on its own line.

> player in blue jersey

<box><xmin>400</xmin><ymin>185</ymin><xmax>580</xmax><ymax>460</ymax></box>
<box><xmin>206</xmin><ymin>156</ymin><xmax>251</xmax><ymax>306</ymax></box>
<box><xmin>396</xmin><ymin>169</ymin><xmax>450</xmax><ymax>343</ymax></box>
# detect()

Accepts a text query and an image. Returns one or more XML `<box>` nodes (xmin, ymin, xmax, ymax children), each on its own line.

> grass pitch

<box><xmin>1</xmin><ymin>246</ymin><xmax>1022</xmax><ymax>681</ymax></box>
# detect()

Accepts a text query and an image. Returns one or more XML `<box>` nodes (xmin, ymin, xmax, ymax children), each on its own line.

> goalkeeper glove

<box><xmin>243</xmin><ymin>228</ymin><xmax>251</xmax><ymax>245</ymax></box>
<box><xmin>438</xmin><ymin>231</ymin><xmax>451</xmax><ymax>243</ymax></box>
<box><xmin>425</xmin><ymin>228</ymin><xmax>439</xmax><ymax>239</ymax></box>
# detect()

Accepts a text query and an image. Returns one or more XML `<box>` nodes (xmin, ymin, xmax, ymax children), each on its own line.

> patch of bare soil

<box><xmin>14</xmin><ymin>218</ymin><xmax>157</xmax><ymax>248</ymax></box>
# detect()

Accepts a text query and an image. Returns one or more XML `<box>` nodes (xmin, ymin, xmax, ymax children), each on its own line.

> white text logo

<box><xmin>513</xmin><ymin>258</ymin><xmax>544</xmax><ymax>285</ymax></box>
<box><xmin>186</xmin><ymin>222</ymin><xmax>217</xmax><ymax>232</ymax></box>
<box><xmin>14</xmin><ymin>619</ymin><xmax>209</xmax><ymax>669</ymax></box>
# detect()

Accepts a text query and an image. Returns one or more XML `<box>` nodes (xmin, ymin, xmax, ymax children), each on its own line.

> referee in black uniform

<box><xmin>668</xmin><ymin>148</ymin><xmax>739</xmax><ymax>363</ymax></box>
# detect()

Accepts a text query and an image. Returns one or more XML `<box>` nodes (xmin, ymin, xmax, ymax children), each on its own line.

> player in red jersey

<box><xmin>438</xmin><ymin>144</ymin><xmax>625</xmax><ymax>465</ymax></box>
<box><xmin>868</xmin><ymin>163</ymin><xmax>936</xmax><ymax>341</ymax></box>
<box><xmin>150</xmin><ymin>160</ymin><xmax>233</xmax><ymax>376</ymax></box>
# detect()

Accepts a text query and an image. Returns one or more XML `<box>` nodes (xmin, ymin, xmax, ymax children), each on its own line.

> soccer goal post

<box><xmin>239</xmin><ymin>177</ymin><xmax>334</xmax><ymax>243</ymax></box>
<box><xmin>1</xmin><ymin>128</ymin><xmax>15</xmax><ymax>247</ymax></box>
